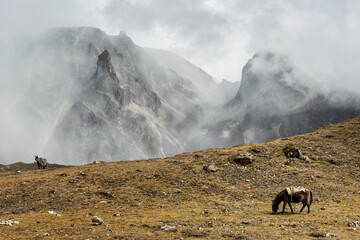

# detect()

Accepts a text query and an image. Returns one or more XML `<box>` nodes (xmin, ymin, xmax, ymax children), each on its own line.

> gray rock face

<box><xmin>18</xmin><ymin>27</ymin><xmax>204</xmax><ymax>164</ymax></box>
<box><xmin>9</xmin><ymin>28</ymin><xmax>360</xmax><ymax>165</ymax></box>
<box><xmin>192</xmin><ymin>51</ymin><xmax>360</xmax><ymax>150</ymax></box>
<box><xmin>146</xmin><ymin>48</ymin><xmax>240</xmax><ymax>106</ymax></box>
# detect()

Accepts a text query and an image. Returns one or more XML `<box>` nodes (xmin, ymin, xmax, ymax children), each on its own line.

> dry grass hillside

<box><xmin>0</xmin><ymin>117</ymin><xmax>359</xmax><ymax>239</ymax></box>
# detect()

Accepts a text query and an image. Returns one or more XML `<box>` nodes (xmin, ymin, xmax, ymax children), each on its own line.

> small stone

<box><xmin>325</xmin><ymin>233</ymin><xmax>336</xmax><ymax>236</ymax></box>
<box><xmin>173</xmin><ymin>189</ymin><xmax>181</xmax><ymax>194</ymax></box>
<box><xmin>348</xmin><ymin>221</ymin><xmax>359</xmax><ymax>227</ymax></box>
<box><xmin>98</xmin><ymin>190</ymin><xmax>114</xmax><ymax>198</ymax></box>
<box><xmin>160</xmin><ymin>225</ymin><xmax>177</xmax><ymax>232</ymax></box>
<box><xmin>99</xmin><ymin>201</ymin><xmax>108</xmax><ymax>204</ymax></box>
<box><xmin>92</xmin><ymin>216</ymin><xmax>103</xmax><ymax>225</ymax></box>
<box><xmin>202</xmin><ymin>210</ymin><xmax>209</xmax><ymax>215</ymax></box>
<box><xmin>48</xmin><ymin>210</ymin><xmax>57</xmax><ymax>215</ymax></box>
<box><xmin>43</xmin><ymin>233</ymin><xmax>50</xmax><ymax>236</ymax></box>
<box><xmin>208</xmin><ymin>165</ymin><xmax>216</xmax><ymax>172</ymax></box>
<box><xmin>232</xmin><ymin>153</ymin><xmax>253</xmax><ymax>165</ymax></box>
<box><xmin>301</xmin><ymin>155</ymin><xmax>310</xmax><ymax>163</ymax></box>
<box><xmin>320</xmin><ymin>207</ymin><xmax>326</xmax><ymax>210</ymax></box>
<box><xmin>203</xmin><ymin>165</ymin><xmax>216</xmax><ymax>172</ymax></box>
<box><xmin>329</xmin><ymin>159</ymin><xmax>341</xmax><ymax>165</ymax></box>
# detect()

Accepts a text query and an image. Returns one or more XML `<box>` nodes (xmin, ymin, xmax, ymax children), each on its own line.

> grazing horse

<box><xmin>34</xmin><ymin>155</ymin><xmax>48</xmax><ymax>169</ymax></box>
<box><xmin>272</xmin><ymin>187</ymin><xmax>313</xmax><ymax>214</ymax></box>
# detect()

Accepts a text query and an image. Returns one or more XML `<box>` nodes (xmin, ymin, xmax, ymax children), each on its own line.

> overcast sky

<box><xmin>1</xmin><ymin>0</ymin><xmax>359</xmax><ymax>91</ymax></box>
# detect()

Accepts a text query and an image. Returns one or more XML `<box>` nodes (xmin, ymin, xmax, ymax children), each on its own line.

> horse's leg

<box><xmin>288</xmin><ymin>202</ymin><xmax>294</xmax><ymax>213</ymax></box>
<box><xmin>300</xmin><ymin>203</ymin><xmax>306</xmax><ymax>213</ymax></box>
<box><xmin>307</xmin><ymin>204</ymin><xmax>310</xmax><ymax>214</ymax></box>
<box><xmin>282</xmin><ymin>201</ymin><xmax>286</xmax><ymax>213</ymax></box>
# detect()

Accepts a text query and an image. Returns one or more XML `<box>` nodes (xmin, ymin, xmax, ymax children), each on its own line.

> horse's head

<box><xmin>34</xmin><ymin>155</ymin><xmax>38</xmax><ymax>163</ymax></box>
<box><xmin>272</xmin><ymin>200</ymin><xmax>279</xmax><ymax>213</ymax></box>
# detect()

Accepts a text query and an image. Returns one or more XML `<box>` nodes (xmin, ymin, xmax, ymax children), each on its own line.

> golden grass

<box><xmin>1</xmin><ymin>117</ymin><xmax>360</xmax><ymax>239</ymax></box>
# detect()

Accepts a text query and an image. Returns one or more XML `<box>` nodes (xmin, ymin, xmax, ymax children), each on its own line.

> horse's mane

<box><xmin>274</xmin><ymin>189</ymin><xmax>286</xmax><ymax>202</ymax></box>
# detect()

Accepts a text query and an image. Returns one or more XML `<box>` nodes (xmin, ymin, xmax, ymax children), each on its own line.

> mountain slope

<box><xmin>5</xmin><ymin>28</ymin><xmax>360</xmax><ymax>165</ymax></box>
<box><xmin>1</xmin><ymin>117</ymin><xmax>359</xmax><ymax>239</ymax></box>
<box><xmin>191</xmin><ymin>52</ymin><xmax>360</xmax><ymax>150</ymax></box>
<box><xmin>146</xmin><ymin>48</ymin><xmax>240</xmax><ymax>105</ymax></box>
<box><xmin>14</xmin><ymin>27</ymin><xmax>205</xmax><ymax>164</ymax></box>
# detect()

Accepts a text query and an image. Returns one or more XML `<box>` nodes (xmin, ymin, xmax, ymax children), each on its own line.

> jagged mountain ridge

<box><xmin>9</xmin><ymin>28</ymin><xmax>360</xmax><ymax>164</ymax></box>
<box><xmin>146</xmin><ymin>48</ymin><xmax>240</xmax><ymax>105</ymax></box>
<box><xmin>17</xmin><ymin>27</ymin><xmax>206</xmax><ymax>164</ymax></box>
<box><xmin>189</xmin><ymin>52</ymin><xmax>360</xmax><ymax>150</ymax></box>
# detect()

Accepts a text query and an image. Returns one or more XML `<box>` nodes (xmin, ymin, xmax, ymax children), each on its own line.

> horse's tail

<box><xmin>310</xmin><ymin>190</ymin><xmax>313</xmax><ymax>205</ymax></box>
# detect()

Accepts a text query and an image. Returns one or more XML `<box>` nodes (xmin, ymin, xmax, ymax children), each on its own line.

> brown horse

<box><xmin>34</xmin><ymin>155</ymin><xmax>48</xmax><ymax>169</ymax></box>
<box><xmin>272</xmin><ymin>187</ymin><xmax>313</xmax><ymax>214</ymax></box>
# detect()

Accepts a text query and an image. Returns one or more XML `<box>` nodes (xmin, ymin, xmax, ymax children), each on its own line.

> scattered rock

<box><xmin>92</xmin><ymin>216</ymin><xmax>103</xmax><ymax>225</ymax></box>
<box><xmin>300</xmin><ymin>155</ymin><xmax>310</xmax><ymax>163</ymax></box>
<box><xmin>160</xmin><ymin>225</ymin><xmax>177</xmax><ymax>232</ymax></box>
<box><xmin>181</xmin><ymin>229</ymin><xmax>208</xmax><ymax>237</ymax></box>
<box><xmin>285</xmin><ymin>158</ymin><xmax>295</xmax><ymax>165</ymax></box>
<box><xmin>308</xmin><ymin>232</ymin><xmax>335</xmax><ymax>238</ymax></box>
<box><xmin>99</xmin><ymin>201</ymin><xmax>108</xmax><ymax>204</ymax></box>
<box><xmin>251</xmin><ymin>147</ymin><xmax>261</xmax><ymax>153</ymax></box>
<box><xmin>283</xmin><ymin>143</ymin><xmax>301</xmax><ymax>158</ymax></box>
<box><xmin>203</xmin><ymin>165</ymin><xmax>216</xmax><ymax>172</ymax></box>
<box><xmin>48</xmin><ymin>210</ymin><xmax>57</xmax><ymax>215</ymax></box>
<box><xmin>329</xmin><ymin>159</ymin><xmax>341</xmax><ymax>165</ymax></box>
<box><xmin>231</xmin><ymin>153</ymin><xmax>253</xmax><ymax>165</ymax></box>
<box><xmin>325</xmin><ymin>233</ymin><xmax>336</xmax><ymax>237</ymax></box>
<box><xmin>348</xmin><ymin>221</ymin><xmax>359</xmax><ymax>227</ymax></box>
<box><xmin>92</xmin><ymin>160</ymin><xmax>105</xmax><ymax>164</ymax></box>
<box><xmin>79</xmin><ymin>171</ymin><xmax>86</xmax><ymax>176</ymax></box>
<box><xmin>98</xmin><ymin>190</ymin><xmax>114</xmax><ymax>198</ymax></box>
<box><xmin>235</xmin><ymin>235</ymin><xmax>249</xmax><ymax>239</ymax></box>
<box><xmin>43</xmin><ymin>233</ymin><xmax>50</xmax><ymax>236</ymax></box>
<box><xmin>0</xmin><ymin>219</ymin><xmax>14</xmax><ymax>226</ymax></box>
<box><xmin>202</xmin><ymin>210</ymin><xmax>209</xmax><ymax>215</ymax></box>
<box><xmin>172</xmin><ymin>189</ymin><xmax>182</xmax><ymax>194</ymax></box>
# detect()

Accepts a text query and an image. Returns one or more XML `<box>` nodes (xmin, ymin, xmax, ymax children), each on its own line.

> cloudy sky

<box><xmin>1</xmin><ymin>0</ymin><xmax>360</xmax><ymax>91</ymax></box>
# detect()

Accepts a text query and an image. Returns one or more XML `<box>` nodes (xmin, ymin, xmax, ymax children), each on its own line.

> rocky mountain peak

<box><xmin>228</xmin><ymin>51</ymin><xmax>305</xmax><ymax>108</ymax></box>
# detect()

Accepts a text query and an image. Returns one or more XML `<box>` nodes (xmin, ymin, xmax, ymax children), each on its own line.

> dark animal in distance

<box><xmin>34</xmin><ymin>155</ymin><xmax>48</xmax><ymax>169</ymax></box>
<box><xmin>272</xmin><ymin>187</ymin><xmax>313</xmax><ymax>214</ymax></box>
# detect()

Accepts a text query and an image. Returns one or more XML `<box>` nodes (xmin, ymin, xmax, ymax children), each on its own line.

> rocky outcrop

<box><xmin>191</xmin><ymin>51</ymin><xmax>360</xmax><ymax>150</ymax></box>
<box><xmin>8</xmin><ymin>28</ymin><xmax>360</xmax><ymax>164</ymax></box>
<box><xmin>40</xmin><ymin>28</ymin><xmax>205</xmax><ymax>163</ymax></box>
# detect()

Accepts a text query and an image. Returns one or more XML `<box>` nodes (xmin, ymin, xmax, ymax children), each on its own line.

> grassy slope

<box><xmin>0</xmin><ymin>117</ymin><xmax>359</xmax><ymax>239</ymax></box>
